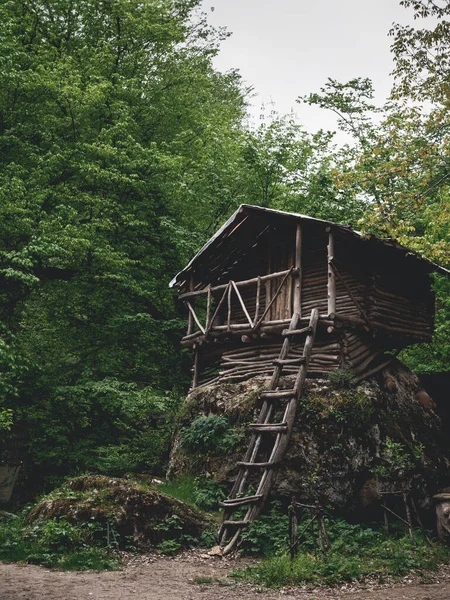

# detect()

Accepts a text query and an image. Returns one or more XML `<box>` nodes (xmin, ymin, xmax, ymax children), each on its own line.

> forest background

<box><xmin>1</xmin><ymin>0</ymin><xmax>450</xmax><ymax>498</ymax></box>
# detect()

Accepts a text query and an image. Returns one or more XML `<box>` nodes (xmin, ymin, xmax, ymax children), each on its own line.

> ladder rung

<box><xmin>249</xmin><ymin>422</ymin><xmax>288</xmax><ymax>433</ymax></box>
<box><xmin>222</xmin><ymin>520</ymin><xmax>249</xmax><ymax>527</ymax></box>
<box><xmin>260</xmin><ymin>390</ymin><xmax>296</xmax><ymax>400</ymax></box>
<box><xmin>219</xmin><ymin>494</ymin><xmax>263</xmax><ymax>508</ymax></box>
<box><xmin>237</xmin><ymin>461</ymin><xmax>276</xmax><ymax>469</ymax></box>
<box><xmin>273</xmin><ymin>357</ymin><xmax>306</xmax><ymax>367</ymax></box>
<box><xmin>282</xmin><ymin>326</ymin><xmax>313</xmax><ymax>338</ymax></box>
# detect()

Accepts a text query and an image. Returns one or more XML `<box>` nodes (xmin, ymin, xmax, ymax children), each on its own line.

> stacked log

<box><xmin>368</xmin><ymin>284</ymin><xmax>433</xmax><ymax>342</ymax></box>
<box><xmin>197</xmin><ymin>336</ymin><xmax>342</xmax><ymax>385</ymax></box>
<box><xmin>342</xmin><ymin>332</ymin><xmax>387</xmax><ymax>375</ymax></box>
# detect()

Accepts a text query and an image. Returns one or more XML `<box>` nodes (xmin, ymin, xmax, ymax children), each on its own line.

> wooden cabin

<box><xmin>170</xmin><ymin>205</ymin><xmax>449</xmax><ymax>389</ymax></box>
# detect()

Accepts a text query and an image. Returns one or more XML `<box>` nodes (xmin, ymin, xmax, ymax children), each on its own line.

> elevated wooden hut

<box><xmin>170</xmin><ymin>205</ymin><xmax>449</xmax><ymax>389</ymax></box>
<box><xmin>170</xmin><ymin>204</ymin><xmax>450</xmax><ymax>554</ymax></box>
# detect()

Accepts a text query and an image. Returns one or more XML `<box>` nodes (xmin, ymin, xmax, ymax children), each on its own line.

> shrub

<box><xmin>0</xmin><ymin>512</ymin><xmax>119</xmax><ymax>570</ymax></box>
<box><xmin>181</xmin><ymin>415</ymin><xmax>243</xmax><ymax>456</ymax></box>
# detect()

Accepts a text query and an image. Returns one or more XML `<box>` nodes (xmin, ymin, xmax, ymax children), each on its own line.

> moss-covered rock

<box><xmin>169</xmin><ymin>361</ymin><xmax>450</xmax><ymax>514</ymax></box>
<box><xmin>27</xmin><ymin>475</ymin><xmax>213</xmax><ymax>549</ymax></box>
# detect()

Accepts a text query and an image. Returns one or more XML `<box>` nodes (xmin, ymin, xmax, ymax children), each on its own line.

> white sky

<box><xmin>201</xmin><ymin>0</ymin><xmax>420</xmax><ymax>135</ymax></box>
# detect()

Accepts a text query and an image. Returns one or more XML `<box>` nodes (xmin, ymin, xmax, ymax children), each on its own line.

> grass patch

<box><xmin>159</xmin><ymin>474</ymin><xmax>198</xmax><ymax>506</ymax></box>
<box><xmin>159</xmin><ymin>474</ymin><xmax>226</xmax><ymax>512</ymax></box>
<box><xmin>237</xmin><ymin>518</ymin><xmax>450</xmax><ymax>587</ymax></box>
<box><xmin>193</xmin><ymin>576</ymin><xmax>215</xmax><ymax>584</ymax></box>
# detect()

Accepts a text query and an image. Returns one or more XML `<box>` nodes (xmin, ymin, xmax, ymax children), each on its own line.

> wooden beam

<box><xmin>254</xmin><ymin>276</ymin><xmax>261</xmax><ymax>323</ymax></box>
<box><xmin>192</xmin><ymin>344</ymin><xmax>199</xmax><ymax>389</ymax></box>
<box><xmin>293</xmin><ymin>223</ymin><xmax>302</xmax><ymax>317</ymax></box>
<box><xmin>327</xmin><ymin>230</ymin><xmax>336</xmax><ymax>316</ymax></box>
<box><xmin>187</xmin><ymin>277</ymin><xmax>194</xmax><ymax>335</ymax></box>
<box><xmin>227</xmin><ymin>283</ymin><xmax>232</xmax><ymax>331</ymax></box>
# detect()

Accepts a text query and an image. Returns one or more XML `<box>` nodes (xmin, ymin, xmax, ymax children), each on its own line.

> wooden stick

<box><xmin>186</xmin><ymin>301</ymin><xmax>205</xmax><ymax>334</ymax></box>
<box><xmin>205</xmin><ymin>285</ymin><xmax>212</xmax><ymax>331</ymax></box>
<box><xmin>254</xmin><ymin>276</ymin><xmax>261</xmax><ymax>323</ymax></box>
<box><xmin>327</xmin><ymin>230</ymin><xmax>336</xmax><ymax>316</ymax></box>
<box><xmin>254</xmin><ymin>267</ymin><xmax>294</xmax><ymax>329</ymax></box>
<box><xmin>187</xmin><ymin>277</ymin><xmax>194</xmax><ymax>335</ymax></box>
<box><xmin>294</xmin><ymin>223</ymin><xmax>302</xmax><ymax>317</ymax></box>
<box><xmin>232</xmin><ymin>280</ymin><xmax>254</xmax><ymax>327</ymax></box>
<box><xmin>192</xmin><ymin>345</ymin><xmax>199</xmax><ymax>389</ymax></box>
<box><xmin>227</xmin><ymin>283</ymin><xmax>232</xmax><ymax>331</ymax></box>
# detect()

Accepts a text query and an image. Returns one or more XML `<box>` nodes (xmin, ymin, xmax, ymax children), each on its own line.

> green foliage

<box><xmin>302</xmin><ymin>388</ymin><xmax>374</xmax><ymax>431</ymax></box>
<box><xmin>0</xmin><ymin>408</ymin><xmax>13</xmax><ymax>432</ymax></box>
<box><xmin>240</xmin><ymin>500</ymin><xmax>290</xmax><ymax>556</ymax></box>
<box><xmin>328</xmin><ymin>368</ymin><xmax>356</xmax><ymax>390</ymax></box>
<box><xmin>159</xmin><ymin>474</ymin><xmax>226</xmax><ymax>512</ymax></box>
<box><xmin>192</xmin><ymin>477</ymin><xmax>227</xmax><ymax>511</ymax></box>
<box><xmin>0</xmin><ymin>512</ymin><xmax>120</xmax><ymax>570</ymax></box>
<box><xmin>0</xmin><ymin>0</ymin><xmax>249</xmax><ymax>494</ymax></box>
<box><xmin>156</xmin><ymin>539</ymin><xmax>182</xmax><ymax>556</ymax></box>
<box><xmin>181</xmin><ymin>415</ymin><xmax>244</xmax><ymax>457</ymax></box>
<box><xmin>372</xmin><ymin>437</ymin><xmax>422</xmax><ymax>481</ymax></box>
<box><xmin>238</xmin><ymin>517</ymin><xmax>449</xmax><ymax>587</ymax></box>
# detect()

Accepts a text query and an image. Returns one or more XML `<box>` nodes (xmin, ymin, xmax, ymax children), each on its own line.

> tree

<box><xmin>0</xmin><ymin>0</ymin><xmax>248</xmax><ymax>488</ymax></box>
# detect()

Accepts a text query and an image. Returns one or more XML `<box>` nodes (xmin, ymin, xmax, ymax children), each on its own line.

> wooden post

<box><xmin>192</xmin><ymin>343</ymin><xmax>199</xmax><ymax>389</ymax></box>
<box><xmin>187</xmin><ymin>276</ymin><xmax>194</xmax><ymax>335</ymax></box>
<box><xmin>227</xmin><ymin>282</ymin><xmax>232</xmax><ymax>331</ymax></box>
<box><xmin>206</xmin><ymin>285</ymin><xmax>211</xmax><ymax>331</ymax></box>
<box><xmin>327</xmin><ymin>229</ymin><xmax>336</xmax><ymax>317</ymax></box>
<box><xmin>254</xmin><ymin>276</ymin><xmax>261</xmax><ymax>323</ymax></box>
<box><xmin>293</xmin><ymin>223</ymin><xmax>302</xmax><ymax>317</ymax></box>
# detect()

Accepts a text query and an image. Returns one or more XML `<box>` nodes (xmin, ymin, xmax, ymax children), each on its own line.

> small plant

<box><xmin>192</xmin><ymin>476</ymin><xmax>227</xmax><ymax>511</ymax></box>
<box><xmin>240</xmin><ymin>500</ymin><xmax>289</xmax><ymax>556</ymax></box>
<box><xmin>156</xmin><ymin>539</ymin><xmax>182</xmax><ymax>555</ymax></box>
<box><xmin>328</xmin><ymin>368</ymin><xmax>355</xmax><ymax>390</ymax></box>
<box><xmin>372</xmin><ymin>437</ymin><xmax>417</xmax><ymax>480</ymax></box>
<box><xmin>193</xmin><ymin>576</ymin><xmax>215</xmax><ymax>584</ymax></box>
<box><xmin>181</xmin><ymin>415</ymin><xmax>243</xmax><ymax>456</ymax></box>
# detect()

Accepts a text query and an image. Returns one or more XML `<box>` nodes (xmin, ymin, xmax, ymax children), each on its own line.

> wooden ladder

<box><xmin>218</xmin><ymin>308</ymin><xmax>319</xmax><ymax>555</ymax></box>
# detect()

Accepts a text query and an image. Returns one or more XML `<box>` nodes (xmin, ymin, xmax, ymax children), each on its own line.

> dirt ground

<box><xmin>2</xmin><ymin>551</ymin><xmax>450</xmax><ymax>600</ymax></box>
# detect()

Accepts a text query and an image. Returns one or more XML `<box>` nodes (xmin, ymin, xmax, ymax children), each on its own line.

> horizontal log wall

<box><xmin>197</xmin><ymin>334</ymin><xmax>342</xmax><ymax>387</ymax></box>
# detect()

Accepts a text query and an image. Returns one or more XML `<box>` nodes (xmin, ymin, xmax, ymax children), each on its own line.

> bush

<box><xmin>0</xmin><ymin>511</ymin><xmax>119</xmax><ymax>570</ymax></box>
<box><xmin>240</xmin><ymin>500</ymin><xmax>289</xmax><ymax>556</ymax></box>
<box><xmin>181</xmin><ymin>415</ymin><xmax>243</xmax><ymax>456</ymax></box>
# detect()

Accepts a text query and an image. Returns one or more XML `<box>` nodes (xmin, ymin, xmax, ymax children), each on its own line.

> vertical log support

<box><xmin>187</xmin><ymin>276</ymin><xmax>194</xmax><ymax>335</ymax></box>
<box><xmin>192</xmin><ymin>343</ymin><xmax>199</xmax><ymax>389</ymax></box>
<box><xmin>293</xmin><ymin>223</ymin><xmax>302</xmax><ymax>317</ymax></box>
<box><xmin>327</xmin><ymin>228</ymin><xmax>336</xmax><ymax>317</ymax></box>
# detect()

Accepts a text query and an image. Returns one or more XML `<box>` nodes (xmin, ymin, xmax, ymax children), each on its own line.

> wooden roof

<box><xmin>170</xmin><ymin>205</ymin><xmax>450</xmax><ymax>291</ymax></box>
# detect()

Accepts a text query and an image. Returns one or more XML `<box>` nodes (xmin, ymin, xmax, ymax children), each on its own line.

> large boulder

<box><xmin>169</xmin><ymin>360</ymin><xmax>450</xmax><ymax>513</ymax></box>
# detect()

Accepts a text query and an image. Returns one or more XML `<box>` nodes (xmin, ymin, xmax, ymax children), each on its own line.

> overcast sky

<box><xmin>200</xmin><ymin>0</ymin><xmax>420</xmax><ymax>135</ymax></box>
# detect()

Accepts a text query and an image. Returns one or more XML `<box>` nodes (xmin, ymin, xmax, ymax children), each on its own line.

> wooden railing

<box><xmin>180</xmin><ymin>268</ymin><xmax>298</xmax><ymax>345</ymax></box>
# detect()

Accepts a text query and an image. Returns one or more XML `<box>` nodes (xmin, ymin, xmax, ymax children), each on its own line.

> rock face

<box><xmin>169</xmin><ymin>360</ymin><xmax>450</xmax><ymax>514</ymax></box>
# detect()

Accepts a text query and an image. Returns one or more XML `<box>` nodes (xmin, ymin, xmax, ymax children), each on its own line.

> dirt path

<box><xmin>2</xmin><ymin>552</ymin><xmax>450</xmax><ymax>600</ymax></box>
